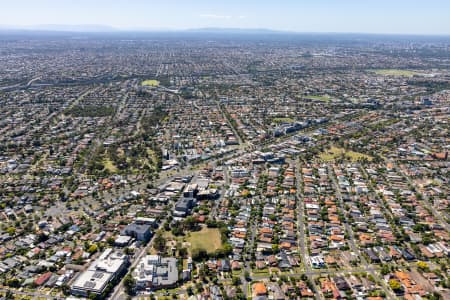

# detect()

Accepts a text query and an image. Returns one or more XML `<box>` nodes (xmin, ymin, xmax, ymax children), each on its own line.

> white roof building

<box><xmin>71</xmin><ymin>249</ymin><xmax>128</xmax><ymax>296</ymax></box>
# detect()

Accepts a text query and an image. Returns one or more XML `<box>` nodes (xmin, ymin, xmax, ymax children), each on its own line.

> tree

<box><xmin>192</xmin><ymin>248</ymin><xmax>208</xmax><ymax>261</ymax></box>
<box><xmin>6</xmin><ymin>227</ymin><xmax>15</xmax><ymax>236</ymax></box>
<box><xmin>171</xmin><ymin>223</ymin><xmax>184</xmax><ymax>236</ymax></box>
<box><xmin>272</xmin><ymin>244</ymin><xmax>279</xmax><ymax>253</ymax></box>
<box><xmin>380</xmin><ymin>264</ymin><xmax>391</xmax><ymax>275</ymax></box>
<box><xmin>124</xmin><ymin>247</ymin><xmax>135</xmax><ymax>255</ymax></box>
<box><xmin>429</xmin><ymin>292</ymin><xmax>443</xmax><ymax>300</ymax></box>
<box><xmin>206</xmin><ymin>219</ymin><xmax>218</xmax><ymax>228</ymax></box>
<box><xmin>388</xmin><ymin>279</ymin><xmax>402</xmax><ymax>291</ymax></box>
<box><xmin>84</xmin><ymin>241</ymin><xmax>90</xmax><ymax>250</ymax></box>
<box><xmin>417</xmin><ymin>261</ymin><xmax>429</xmax><ymax>272</ymax></box>
<box><xmin>183</xmin><ymin>216</ymin><xmax>197</xmax><ymax>231</ymax></box>
<box><xmin>244</xmin><ymin>271</ymin><xmax>251</xmax><ymax>281</ymax></box>
<box><xmin>187</xmin><ymin>286</ymin><xmax>194</xmax><ymax>296</ymax></box>
<box><xmin>4</xmin><ymin>290</ymin><xmax>13</xmax><ymax>300</ymax></box>
<box><xmin>223</xmin><ymin>243</ymin><xmax>233</xmax><ymax>255</ymax></box>
<box><xmin>232</xmin><ymin>276</ymin><xmax>241</xmax><ymax>286</ymax></box>
<box><xmin>87</xmin><ymin>244</ymin><xmax>98</xmax><ymax>254</ymax></box>
<box><xmin>61</xmin><ymin>283</ymin><xmax>70</xmax><ymax>295</ymax></box>
<box><xmin>153</xmin><ymin>234</ymin><xmax>166</xmax><ymax>252</ymax></box>
<box><xmin>124</xmin><ymin>274</ymin><xmax>136</xmax><ymax>295</ymax></box>
<box><xmin>106</xmin><ymin>236</ymin><xmax>115</xmax><ymax>246</ymax></box>
<box><xmin>6</xmin><ymin>277</ymin><xmax>20</xmax><ymax>288</ymax></box>
<box><xmin>195</xmin><ymin>282</ymin><xmax>204</xmax><ymax>293</ymax></box>
<box><xmin>179</xmin><ymin>247</ymin><xmax>188</xmax><ymax>258</ymax></box>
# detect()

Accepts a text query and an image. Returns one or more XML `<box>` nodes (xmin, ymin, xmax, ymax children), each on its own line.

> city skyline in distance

<box><xmin>1</xmin><ymin>0</ymin><xmax>450</xmax><ymax>36</ymax></box>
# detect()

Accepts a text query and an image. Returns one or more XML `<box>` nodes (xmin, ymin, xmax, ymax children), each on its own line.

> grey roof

<box><xmin>123</xmin><ymin>223</ymin><xmax>151</xmax><ymax>234</ymax></box>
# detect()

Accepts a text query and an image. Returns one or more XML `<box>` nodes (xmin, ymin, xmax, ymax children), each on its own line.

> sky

<box><xmin>1</xmin><ymin>0</ymin><xmax>449</xmax><ymax>35</ymax></box>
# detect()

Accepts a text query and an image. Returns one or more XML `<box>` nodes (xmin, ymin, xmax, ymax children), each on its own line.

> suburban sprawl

<box><xmin>0</xmin><ymin>31</ymin><xmax>449</xmax><ymax>300</ymax></box>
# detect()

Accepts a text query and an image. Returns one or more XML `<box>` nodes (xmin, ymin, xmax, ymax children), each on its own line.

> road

<box><xmin>66</xmin><ymin>86</ymin><xmax>99</xmax><ymax>111</ymax></box>
<box><xmin>393</xmin><ymin>162</ymin><xmax>450</xmax><ymax>232</ymax></box>
<box><xmin>359</xmin><ymin>166</ymin><xmax>396</xmax><ymax>221</ymax></box>
<box><xmin>328</xmin><ymin>166</ymin><xmax>396</xmax><ymax>300</ymax></box>
<box><xmin>250</xmin><ymin>266</ymin><xmax>380</xmax><ymax>281</ymax></box>
<box><xmin>242</xmin><ymin>213</ymin><xmax>258</xmax><ymax>298</ymax></box>
<box><xmin>110</xmin><ymin>206</ymin><xmax>172</xmax><ymax>300</ymax></box>
<box><xmin>295</xmin><ymin>159</ymin><xmax>321</xmax><ymax>300</ymax></box>
<box><xmin>0</xmin><ymin>287</ymin><xmax>65</xmax><ymax>300</ymax></box>
<box><xmin>0</xmin><ymin>76</ymin><xmax>41</xmax><ymax>91</ymax></box>
<box><xmin>210</xmin><ymin>165</ymin><xmax>229</xmax><ymax>219</ymax></box>
<box><xmin>26</xmin><ymin>76</ymin><xmax>42</xmax><ymax>87</ymax></box>
<box><xmin>109</xmin><ymin>149</ymin><xmax>249</xmax><ymax>299</ymax></box>
<box><xmin>213</xmin><ymin>95</ymin><xmax>244</xmax><ymax>146</ymax></box>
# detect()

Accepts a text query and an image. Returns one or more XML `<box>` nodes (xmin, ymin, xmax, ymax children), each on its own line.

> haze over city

<box><xmin>0</xmin><ymin>1</ymin><xmax>449</xmax><ymax>300</ymax></box>
<box><xmin>1</xmin><ymin>0</ymin><xmax>450</xmax><ymax>35</ymax></box>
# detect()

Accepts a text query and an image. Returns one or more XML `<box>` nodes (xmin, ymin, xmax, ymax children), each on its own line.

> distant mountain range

<box><xmin>0</xmin><ymin>25</ymin><xmax>293</xmax><ymax>34</ymax></box>
<box><xmin>184</xmin><ymin>27</ymin><xmax>288</xmax><ymax>34</ymax></box>
<box><xmin>0</xmin><ymin>25</ymin><xmax>448</xmax><ymax>39</ymax></box>
<box><xmin>0</xmin><ymin>24</ymin><xmax>118</xmax><ymax>32</ymax></box>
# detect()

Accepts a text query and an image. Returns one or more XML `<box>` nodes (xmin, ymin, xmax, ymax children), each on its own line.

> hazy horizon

<box><xmin>2</xmin><ymin>25</ymin><xmax>450</xmax><ymax>38</ymax></box>
<box><xmin>1</xmin><ymin>0</ymin><xmax>450</xmax><ymax>35</ymax></box>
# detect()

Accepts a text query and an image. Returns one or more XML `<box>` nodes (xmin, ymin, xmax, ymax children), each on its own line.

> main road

<box><xmin>110</xmin><ymin>216</ymin><xmax>170</xmax><ymax>300</ymax></box>
<box><xmin>294</xmin><ymin>159</ymin><xmax>321</xmax><ymax>300</ymax></box>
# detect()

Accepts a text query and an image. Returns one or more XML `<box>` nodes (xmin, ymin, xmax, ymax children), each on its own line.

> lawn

<box><xmin>103</xmin><ymin>158</ymin><xmax>118</xmax><ymax>173</ymax></box>
<box><xmin>252</xmin><ymin>269</ymin><xmax>270</xmax><ymax>277</ymax></box>
<box><xmin>371</xmin><ymin>69</ymin><xmax>419</xmax><ymax>77</ymax></box>
<box><xmin>273</xmin><ymin>117</ymin><xmax>295</xmax><ymax>123</ymax></box>
<box><xmin>187</xmin><ymin>227</ymin><xmax>222</xmax><ymax>254</ymax></box>
<box><xmin>141</xmin><ymin>79</ymin><xmax>160</xmax><ymax>87</ymax></box>
<box><xmin>319</xmin><ymin>146</ymin><xmax>373</xmax><ymax>162</ymax></box>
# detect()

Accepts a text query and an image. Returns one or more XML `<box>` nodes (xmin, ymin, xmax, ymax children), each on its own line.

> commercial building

<box><xmin>121</xmin><ymin>223</ymin><xmax>153</xmax><ymax>242</ymax></box>
<box><xmin>132</xmin><ymin>255</ymin><xmax>178</xmax><ymax>290</ymax></box>
<box><xmin>71</xmin><ymin>249</ymin><xmax>129</xmax><ymax>297</ymax></box>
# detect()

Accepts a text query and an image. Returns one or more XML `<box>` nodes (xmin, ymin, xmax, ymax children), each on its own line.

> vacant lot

<box><xmin>319</xmin><ymin>146</ymin><xmax>373</xmax><ymax>162</ymax></box>
<box><xmin>141</xmin><ymin>79</ymin><xmax>160</xmax><ymax>87</ymax></box>
<box><xmin>187</xmin><ymin>227</ymin><xmax>222</xmax><ymax>254</ymax></box>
